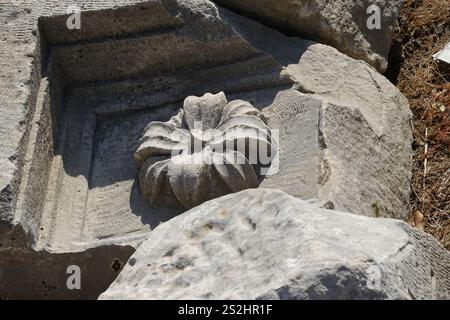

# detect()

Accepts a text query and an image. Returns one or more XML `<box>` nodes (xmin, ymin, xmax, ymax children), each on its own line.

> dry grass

<box><xmin>393</xmin><ymin>0</ymin><xmax>450</xmax><ymax>248</ymax></box>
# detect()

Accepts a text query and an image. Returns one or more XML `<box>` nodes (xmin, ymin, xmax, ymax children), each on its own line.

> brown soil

<box><xmin>389</xmin><ymin>0</ymin><xmax>450</xmax><ymax>248</ymax></box>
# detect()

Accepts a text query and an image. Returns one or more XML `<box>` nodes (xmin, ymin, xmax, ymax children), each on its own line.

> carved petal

<box><xmin>167</xmin><ymin>153</ymin><xmax>211</xmax><ymax>209</ymax></box>
<box><xmin>183</xmin><ymin>92</ymin><xmax>227</xmax><ymax>131</ymax></box>
<box><xmin>167</xmin><ymin>109</ymin><xmax>184</xmax><ymax>127</ymax></box>
<box><xmin>212</xmin><ymin>151</ymin><xmax>258</xmax><ymax>192</ymax></box>
<box><xmin>212</xmin><ymin>127</ymin><xmax>272</xmax><ymax>147</ymax></box>
<box><xmin>217</xmin><ymin>114</ymin><xmax>270</xmax><ymax>133</ymax></box>
<box><xmin>134</xmin><ymin>121</ymin><xmax>190</xmax><ymax>166</ymax></box>
<box><xmin>219</xmin><ymin>100</ymin><xmax>259</xmax><ymax>125</ymax></box>
<box><xmin>139</xmin><ymin>158</ymin><xmax>172</xmax><ymax>205</ymax></box>
<box><xmin>210</xmin><ymin>115</ymin><xmax>273</xmax><ymax>162</ymax></box>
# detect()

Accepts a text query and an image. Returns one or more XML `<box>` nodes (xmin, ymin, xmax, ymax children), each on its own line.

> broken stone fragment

<box><xmin>214</xmin><ymin>0</ymin><xmax>404</xmax><ymax>72</ymax></box>
<box><xmin>100</xmin><ymin>189</ymin><xmax>450</xmax><ymax>300</ymax></box>
<box><xmin>433</xmin><ymin>42</ymin><xmax>450</xmax><ymax>66</ymax></box>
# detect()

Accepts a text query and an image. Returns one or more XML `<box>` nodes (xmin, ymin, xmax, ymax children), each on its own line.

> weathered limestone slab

<box><xmin>100</xmin><ymin>189</ymin><xmax>450</xmax><ymax>300</ymax></box>
<box><xmin>1</xmin><ymin>0</ymin><xmax>412</xmax><ymax>258</ymax></box>
<box><xmin>0</xmin><ymin>1</ymin><xmax>165</xmax><ymax>298</ymax></box>
<box><xmin>214</xmin><ymin>0</ymin><xmax>404</xmax><ymax>72</ymax></box>
<box><xmin>221</xmin><ymin>10</ymin><xmax>413</xmax><ymax>219</ymax></box>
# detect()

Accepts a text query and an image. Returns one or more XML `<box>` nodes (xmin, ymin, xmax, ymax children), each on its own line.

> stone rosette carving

<box><xmin>134</xmin><ymin>92</ymin><xmax>277</xmax><ymax>209</ymax></box>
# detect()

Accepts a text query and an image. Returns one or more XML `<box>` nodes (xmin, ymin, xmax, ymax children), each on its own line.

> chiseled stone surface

<box><xmin>214</xmin><ymin>0</ymin><xmax>404</xmax><ymax>72</ymax></box>
<box><xmin>1</xmin><ymin>0</ymin><xmax>412</xmax><ymax>247</ymax></box>
<box><xmin>0</xmin><ymin>0</ymin><xmax>427</xmax><ymax>301</ymax></box>
<box><xmin>0</xmin><ymin>0</ymin><xmax>173</xmax><ymax>219</ymax></box>
<box><xmin>228</xmin><ymin>11</ymin><xmax>413</xmax><ymax>219</ymax></box>
<box><xmin>100</xmin><ymin>189</ymin><xmax>450</xmax><ymax>300</ymax></box>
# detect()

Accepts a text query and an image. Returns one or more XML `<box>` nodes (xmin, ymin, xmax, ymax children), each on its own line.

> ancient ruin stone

<box><xmin>100</xmin><ymin>189</ymin><xmax>450</xmax><ymax>300</ymax></box>
<box><xmin>1</xmin><ymin>0</ymin><xmax>412</xmax><ymax>255</ymax></box>
<box><xmin>214</xmin><ymin>0</ymin><xmax>404</xmax><ymax>72</ymax></box>
<box><xmin>0</xmin><ymin>0</ymin><xmax>413</xmax><ymax>299</ymax></box>
<box><xmin>135</xmin><ymin>92</ymin><xmax>275</xmax><ymax>209</ymax></box>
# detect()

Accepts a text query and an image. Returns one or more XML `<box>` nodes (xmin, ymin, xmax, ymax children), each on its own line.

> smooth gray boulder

<box><xmin>100</xmin><ymin>189</ymin><xmax>450</xmax><ymax>300</ymax></box>
<box><xmin>214</xmin><ymin>0</ymin><xmax>404</xmax><ymax>72</ymax></box>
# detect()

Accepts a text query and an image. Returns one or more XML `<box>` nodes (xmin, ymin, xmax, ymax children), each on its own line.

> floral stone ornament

<box><xmin>134</xmin><ymin>92</ymin><xmax>278</xmax><ymax>209</ymax></box>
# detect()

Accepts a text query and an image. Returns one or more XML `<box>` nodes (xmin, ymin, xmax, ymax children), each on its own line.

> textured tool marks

<box><xmin>86</xmin><ymin>108</ymin><xmax>177</xmax><ymax>242</ymax></box>
<box><xmin>261</xmin><ymin>90</ymin><xmax>321</xmax><ymax>200</ymax></box>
